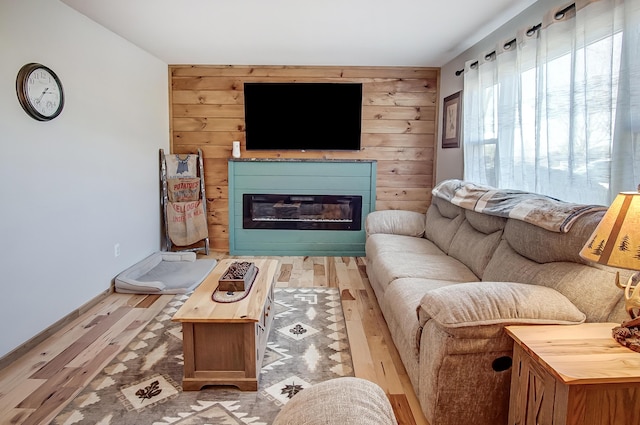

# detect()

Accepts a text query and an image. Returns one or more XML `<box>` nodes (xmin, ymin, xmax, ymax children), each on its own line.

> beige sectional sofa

<box><xmin>365</xmin><ymin>180</ymin><xmax>629</xmax><ymax>425</ymax></box>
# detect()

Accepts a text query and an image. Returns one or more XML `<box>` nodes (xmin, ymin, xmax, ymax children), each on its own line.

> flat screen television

<box><xmin>243</xmin><ymin>82</ymin><xmax>363</xmax><ymax>151</ymax></box>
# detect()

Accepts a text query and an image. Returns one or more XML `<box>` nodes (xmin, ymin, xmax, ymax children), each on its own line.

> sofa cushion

<box><xmin>502</xmin><ymin>209</ymin><xmax>604</xmax><ymax>264</ymax></box>
<box><xmin>370</xmin><ymin>252</ymin><xmax>479</xmax><ymax>295</ymax></box>
<box><xmin>448</xmin><ymin>212</ymin><xmax>505</xmax><ymax>278</ymax></box>
<box><xmin>366</xmin><ymin>234</ymin><xmax>445</xmax><ymax>259</ymax></box>
<box><xmin>483</xmin><ymin>240</ymin><xmax>627</xmax><ymax>323</ymax></box>
<box><xmin>418</xmin><ymin>281</ymin><xmax>586</xmax><ymax>329</ymax></box>
<box><xmin>425</xmin><ymin>197</ymin><xmax>465</xmax><ymax>254</ymax></box>
<box><xmin>465</xmin><ymin>209</ymin><xmax>507</xmax><ymax>234</ymax></box>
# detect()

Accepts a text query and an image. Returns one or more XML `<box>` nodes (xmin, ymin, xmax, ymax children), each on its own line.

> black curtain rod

<box><xmin>455</xmin><ymin>2</ymin><xmax>575</xmax><ymax>76</ymax></box>
<box><xmin>554</xmin><ymin>2</ymin><xmax>576</xmax><ymax>19</ymax></box>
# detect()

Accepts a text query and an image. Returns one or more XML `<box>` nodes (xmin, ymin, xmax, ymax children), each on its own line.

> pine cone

<box><xmin>223</xmin><ymin>261</ymin><xmax>253</xmax><ymax>279</ymax></box>
<box><xmin>613</xmin><ymin>326</ymin><xmax>632</xmax><ymax>339</ymax></box>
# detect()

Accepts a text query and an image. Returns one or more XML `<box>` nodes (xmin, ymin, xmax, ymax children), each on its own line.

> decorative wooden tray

<box><xmin>218</xmin><ymin>261</ymin><xmax>257</xmax><ymax>292</ymax></box>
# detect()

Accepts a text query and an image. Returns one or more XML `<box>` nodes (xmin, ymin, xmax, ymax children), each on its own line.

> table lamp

<box><xmin>579</xmin><ymin>190</ymin><xmax>640</xmax><ymax>348</ymax></box>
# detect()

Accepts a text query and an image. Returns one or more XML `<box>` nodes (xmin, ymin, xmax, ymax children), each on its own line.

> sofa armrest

<box><xmin>273</xmin><ymin>377</ymin><xmax>398</xmax><ymax>425</ymax></box>
<box><xmin>417</xmin><ymin>281</ymin><xmax>586</xmax><ymax>330</ymax></box>
<box><xmin>365</xmin><ymin>210</ymin><xmax>425</xmax><ymax>237</ymax></box>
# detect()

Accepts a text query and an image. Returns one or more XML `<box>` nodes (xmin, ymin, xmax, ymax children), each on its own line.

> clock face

<box><xmin>16</xmin><ymin>63</ymin><xmax>64</xmax><ymax>121</ymax></box>
<box><xmin>26</xmin><ymin>68</ymin><xmax>62</xmax><ymax>117</ymax></box>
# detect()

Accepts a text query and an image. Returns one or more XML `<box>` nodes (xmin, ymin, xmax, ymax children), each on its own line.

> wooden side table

<box><xmin>505</xmin><ymin>323</ymin><xmax>640</xmax><ymax>425</ymax></box>
<box><xmin>172</xmin><ymin>258</ymin><xmax>279</xmax><ymax>391</ymax></box>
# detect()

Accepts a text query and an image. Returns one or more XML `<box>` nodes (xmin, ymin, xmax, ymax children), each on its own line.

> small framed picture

<box><xmin>442</xmin><ymin>91</ymin><xmax>462</xmax><ymax>149</ymax></box>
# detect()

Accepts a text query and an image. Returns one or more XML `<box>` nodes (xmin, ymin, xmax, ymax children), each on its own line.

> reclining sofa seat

<box><xmin>365</xmin><ymin>186</ymin><xmax>629</xmax><ymax>425</ymax></box>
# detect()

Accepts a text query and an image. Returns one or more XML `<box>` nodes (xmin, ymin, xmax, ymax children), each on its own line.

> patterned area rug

<box><xmin>54</xmin><ymin>287</ymin><xmax>353</xmax><ymax>425</ymax></box>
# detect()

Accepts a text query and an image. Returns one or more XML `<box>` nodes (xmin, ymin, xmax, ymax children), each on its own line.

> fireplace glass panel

<box><xmin>243</xmin><ymin>194</ymin><xmax>362</xmax><ymax>230</ymax></box>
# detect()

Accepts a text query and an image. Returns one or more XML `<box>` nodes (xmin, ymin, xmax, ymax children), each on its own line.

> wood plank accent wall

<box><xmin>169</xmin><ymin>65</ymin><xmax>440</xmax><ymax>252</ymax></box>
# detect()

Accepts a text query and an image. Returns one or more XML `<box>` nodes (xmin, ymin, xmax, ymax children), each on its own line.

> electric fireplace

<box><xmin>243</xmin><ymin>194</ymin><xmax>362</xmax><ymax>231</ymax></box>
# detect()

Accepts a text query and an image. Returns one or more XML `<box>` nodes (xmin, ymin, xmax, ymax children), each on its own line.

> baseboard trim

<box><xmin>0</xmin><ymin>287</ymin><xmax>114</xmax><ymax>372</ymax></box>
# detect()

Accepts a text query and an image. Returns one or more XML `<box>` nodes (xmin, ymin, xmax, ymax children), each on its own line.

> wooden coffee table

<box><xmin>172</xmin><ymin>258</ymin><xmax>279</xmax><ymax>391</ymax></box>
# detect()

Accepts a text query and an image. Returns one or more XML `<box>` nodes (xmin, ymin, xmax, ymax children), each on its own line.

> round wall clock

<box><xmin>16</xmin><ymin>63</ymin><xmax>64</xmax><ymax>121</ymax></box>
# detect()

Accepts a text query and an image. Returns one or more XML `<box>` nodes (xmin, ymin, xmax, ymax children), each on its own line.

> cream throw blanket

<box><xmin>432</xmin><ymin>179</ymin><xmax>606</xmax><ymax>233</ymax></box>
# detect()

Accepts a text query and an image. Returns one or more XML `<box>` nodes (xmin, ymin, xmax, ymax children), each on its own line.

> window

<box><xmin>463</xmin><ymin>0</ymin><xmax>640</xmax><ymax>205</ymax></box>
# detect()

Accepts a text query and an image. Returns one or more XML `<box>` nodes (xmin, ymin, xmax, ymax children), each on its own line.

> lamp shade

<box><xmin>579</xmin><ymin>192</ymin><xmax>640</xmax><ymax>270</ymax></box>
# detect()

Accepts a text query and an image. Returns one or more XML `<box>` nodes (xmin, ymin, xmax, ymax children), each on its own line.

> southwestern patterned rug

<box><xmin>54</xmin><ymin>287</ymin><xmax>353</xmax><ymax>425</ymax></box>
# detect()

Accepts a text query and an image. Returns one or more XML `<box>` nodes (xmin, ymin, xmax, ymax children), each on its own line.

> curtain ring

<box><xmin>484</xmin><ymin>51</ymin><xmax>496</xmax><ymax>61</ymax></box>
<box><xmin>470</xmin><ymin>61</ymin><xmax>479</xmax><ymax>69</ymax></box>
<box><xmin>504</xmin><ymin>39</ymin><xmax>516</xmax><ymax>50</ymax></box>
<box><xmin>526</xmin><ymin>23</ymin><xmax>541</xmax><ymax>37</ymax></box>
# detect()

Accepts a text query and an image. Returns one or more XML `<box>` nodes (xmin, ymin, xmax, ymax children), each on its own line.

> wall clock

<box><xmin>16</xmin><ymin>63</ymin><xmax>64</xmax><ymax>121</ymax></box>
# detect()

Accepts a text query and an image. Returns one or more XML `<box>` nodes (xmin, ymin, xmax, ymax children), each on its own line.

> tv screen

<box><xmin>243</xmin><ymin>82</ymin><xmax>362</xmax><ymax>151</ymax></box>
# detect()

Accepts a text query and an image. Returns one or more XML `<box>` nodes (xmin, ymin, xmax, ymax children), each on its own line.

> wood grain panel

<box><xmin>383</xmin><ymin>172</ymin><xmax>433</xmax><ymax>186</ymax></box>
<box><xmin>376</xmin><ymin>200</ymin><xmax>431</xmax><ymax>211</ymax></box>
<box><xmin>362</xmin><ymin>106</ymin><xmax>434</xmax><ymax>121</ymax></box>
<box><xmin>363</xmin><ymin>79</ymin><xmax>437</xmax><ymax>93</ymax></box>
<box><xmin>362</xmin><ymin>119</ymin><xmax>435</xmax><ymax>134</ymax></box>
<box><xmin>172</xmin><ymin>90</ymin><xmax>243</xmax><ymax>105</ymax></box>
<box><xmin>362</xmin><ymin>133</ymin><xmax>434</xmax><ymax>148</ymax></box>
<box><xmin>377</xmin><ymin>160</ymin><xmax>433</xmax><ymax>176</ymax></box>
<box><xmin>174</xmin><ymin>131</ymin><xmax>246</xmax><ymax>146</ymax></box>
<box><xmin>364</xmin><ymin>92</ymin><xmax>437</xmax><ymax>107</ymax></box>
<box><xmin>173</xmin><ymin>118</ymin><xmax>245</xmax><ymax>132</ymax></box>
<box><xmin>171</xmin><ymin>65</ymin><xmax>438</xmax><ymax>79</ymax></box>
<box><xmin>172</xmin><ymin>104</ymin><xmax>244</xmax><ymax>118</ymax></box>
<box><xmin>169</xmin><ymin>65</ymin><xmax>440</xmax><ymax>252</ymax></box>
<box><xmin>377</xmin><ymin>188</ymin><xmax>431</xmax><ymax>201</ymax></box>
<box><xmin>209</xmin><ymin>238</ymin><xmax>229</xmax><ymax>252</ymax></box>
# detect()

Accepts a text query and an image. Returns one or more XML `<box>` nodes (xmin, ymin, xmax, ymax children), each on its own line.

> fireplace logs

<box><xmin>274</xmin><ymin>201</ymin><xmax>301</xmax><ymax>219</ymax></box>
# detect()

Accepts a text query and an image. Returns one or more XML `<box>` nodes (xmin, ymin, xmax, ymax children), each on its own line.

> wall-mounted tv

<box><xmin>243</xmin><ymin>82</ymin><xmax>363</xmax><ymax>151</ymax></box>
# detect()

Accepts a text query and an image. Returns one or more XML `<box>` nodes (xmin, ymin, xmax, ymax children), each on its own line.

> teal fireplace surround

<box><xmin>228</xmin><ymin>159</ymin><xmax>376</xmax><ymax>256</ymax></box>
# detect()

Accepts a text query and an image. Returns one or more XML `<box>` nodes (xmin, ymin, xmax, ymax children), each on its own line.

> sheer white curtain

<box><xmin>463</xmin><ymin>0</ymin><xmax>640</xmax><ymax>205</ymax></box>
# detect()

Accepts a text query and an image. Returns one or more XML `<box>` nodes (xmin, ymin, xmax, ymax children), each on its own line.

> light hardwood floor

<box><xmin>0</xmin><ymin>255</ymin><xmax>428</xmax><ymax>425</ymax></box>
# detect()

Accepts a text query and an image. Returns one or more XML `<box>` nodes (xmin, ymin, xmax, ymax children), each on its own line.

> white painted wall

<box><xmin>0</xmin><ymin>0</ymin><xmax>169</xmax><ymax>358</ymax></box>
<box><xmin>436</xmin><ymin>0</ymin><xmax>569</xmax><ymax>184</ymax></box>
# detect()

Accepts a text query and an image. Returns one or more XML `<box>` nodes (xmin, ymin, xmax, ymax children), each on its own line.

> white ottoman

<box><xmin>272</xmin><ymin>377</ymin><xmax>398</xmax><ymax>425</ymax></box>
